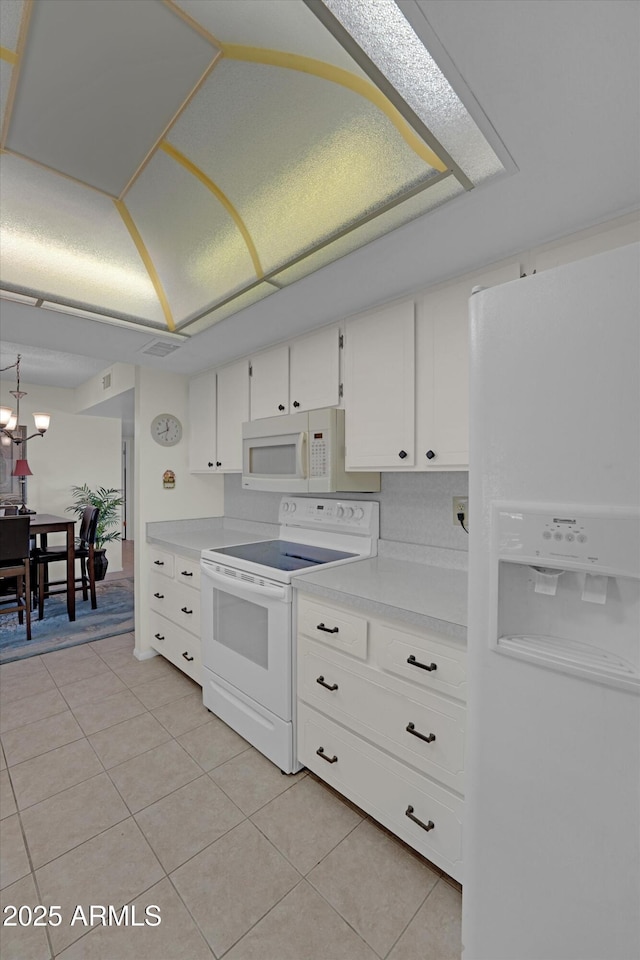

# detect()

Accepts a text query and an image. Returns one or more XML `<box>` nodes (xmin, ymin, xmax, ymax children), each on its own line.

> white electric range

<box><xmin>200</xmin><ymin>497</ymin><xmax>379</xmax><ymax>772</ymax></box>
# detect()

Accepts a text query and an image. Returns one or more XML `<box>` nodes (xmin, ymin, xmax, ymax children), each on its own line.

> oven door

<box><xmin>200</xmin><ymin>560</ymin><xmax>292</xmax><ymax>720</ymax></box>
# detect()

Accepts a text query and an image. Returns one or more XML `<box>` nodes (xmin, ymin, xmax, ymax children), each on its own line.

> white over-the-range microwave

<box><xmin>242</xmin><ymin>407</ymin><xmax>380</xmax><ymax>493</ymax></box>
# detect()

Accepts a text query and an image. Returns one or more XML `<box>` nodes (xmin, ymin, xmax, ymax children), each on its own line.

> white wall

<box><xmin>134</xmin><ymin>365</ymin><xmax>224</xmax><ymax>657</ymax></box>
<box><xmin>0</xmin><ymin>379</ymin><xmax>123</xmax><ymax>569</ymax></box>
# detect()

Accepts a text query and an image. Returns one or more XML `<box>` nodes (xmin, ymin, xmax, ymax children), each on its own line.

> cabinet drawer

<box><xmin>375</xmin><ymin>624</ymin><xmax>466</xmax><ymax>702</ymax></box>
<box><xmin>298</xmin><ymin>702</ymin><xmax>462</xmax><ymax>881</ymax></box>
<box><xmin>176</xmin><ymin>556</ymin><xmax>201</xmax><ymax>589</ymax></box>
<box><xmin>149</xmin><ymin>611</ymin><xmax>201</xmax><ymax>684</ymax></box>
<box><xmin>299</xmin><ymin>637</ymin><xmax>465</xmax><ymax>793</ymax></box>
<box><xmin>297</xmin><ymin>596</ymin><xmax>368</xmax><ymax>660</ymax></box>
<box><xmin>149</xmin><ymin>546</ymin><xmax>174</xmax><ymax>578</ymax></box>
<box><xmin>149</xmin><ymin>576</ymin><xmax>200</xmax><ymax>636</ymax></box>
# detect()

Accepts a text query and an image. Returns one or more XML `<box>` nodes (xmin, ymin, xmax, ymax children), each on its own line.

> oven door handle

<box><xmin>200</xmin><ymin>562</ymin><xmax>288</xmax><ymax>600</ymax></box>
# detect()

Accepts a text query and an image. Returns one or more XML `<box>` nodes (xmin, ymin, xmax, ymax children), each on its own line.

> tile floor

<box><xmin>0</xmin><ymin>634</ymin><xmax>462</xmax><ymax>960</ymax></box>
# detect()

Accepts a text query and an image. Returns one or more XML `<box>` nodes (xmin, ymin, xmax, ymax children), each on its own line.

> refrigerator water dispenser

<box><xmin>490</xmin><ymin>503</ymin><xmax>640</xmax><ymax>691</ymax></box>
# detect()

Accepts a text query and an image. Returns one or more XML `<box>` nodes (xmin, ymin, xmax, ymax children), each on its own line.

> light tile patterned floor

<box><xmin>0</xmin><ymin>634</ymin><xmax>462</xmax><ymax>960</ymax></box>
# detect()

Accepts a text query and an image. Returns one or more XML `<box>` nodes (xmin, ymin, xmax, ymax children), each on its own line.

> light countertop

<box><xmin>146</xmin><ymin>518</ymin><xmax>468</xmax><ymax>638</ymax></box>
<box><xmin>293</xmin><ymin>556</ymin><xmax>468</xmax><ymax>640</ymax></box>
<box><xmin>146</xmin><ymin>517</ymin><xmax>278</xmax><ymax>561</ymax></box>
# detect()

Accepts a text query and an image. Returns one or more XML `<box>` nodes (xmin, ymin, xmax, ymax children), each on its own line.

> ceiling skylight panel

<box><xmin>125</xmin><ymin>150</ymin><xmax>259</xmax><ymax>323</ymax></box>
<box><xmin>319</xmin><ymin>0</ymin><xmax>505</xmax><ymax>185</ymax></box>
<box><xmin>168</xmin><ymin>59</ymin><xmax>441</xmax><ymax>278</ymax></box>
<box><xmin>272</xmin><ymin>175</ymin><xmax>465</xmax><ymax>286</ymax></box>
<box><xmin>0</xmin><ymin>154</ymin><xmax>164</xmax><ymax>323</ymax></box>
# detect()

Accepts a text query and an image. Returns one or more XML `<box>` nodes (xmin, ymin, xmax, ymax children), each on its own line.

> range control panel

<box><xmin>279</xmin><ymin>497</ymin><xmax>378</xmax><ymax>534</ymax></box>
<box><xmin>494</xmin><ymin>504</ymin><xmax>640</xmax><ymax>577</ymax></box>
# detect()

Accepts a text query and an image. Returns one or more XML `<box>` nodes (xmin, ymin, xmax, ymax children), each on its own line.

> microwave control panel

<box><xmin>309</xmin><ymin>431</ymin><xmax>330</xmax><ymax>478</ymax></box>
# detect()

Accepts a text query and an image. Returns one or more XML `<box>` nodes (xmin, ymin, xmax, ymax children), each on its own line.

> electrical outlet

<box><xmin>453</xmin><ymin>496</ymin><xmax>469</xmax><ymax>527</ymax></box>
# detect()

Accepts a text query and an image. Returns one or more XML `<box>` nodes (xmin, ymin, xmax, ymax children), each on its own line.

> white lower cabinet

<box><xmin>296</xmin><ymin>594</ymin><xmax>466</xmax><ymax>881</ymax></box>
<box><xmin>148</xmin><ymin>549</ymin><xmax>201</xmax><ymax>684</ymax></box>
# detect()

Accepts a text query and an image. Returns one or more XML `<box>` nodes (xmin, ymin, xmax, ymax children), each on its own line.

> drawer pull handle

<box><xmin>405</xmin><ymin>805</ymin><xmax>435</xmax><ymax>832</ymax></box>
<box><xmin>317</xmin><ymin>622</ymin><xmax>339</xmax><ymax>634</ymax></box>
<box><xmin>154</xmin><ymin>633</ymin><xmax>165</xmax><ymax>641</ymax></box>
<box><xmin>316</xmin><ymin>746</ymin><xmax>338</xmax><ymax>764</ymax></box>
<box><xmin>182</xmin><ymin>651</ymin><xmax>194</xmax><ymax>662</ymax></box>
<box><xmin>153</xmin><ymin>592</ymin><xmax>165</xmax><ymax>599</ymax></box>
<box><xmin>181</xmin><ymin>606</ymin><xmax>193</xmax><ymax>615</ymax></box>
<box><xmin>406</xmin><ymin>722</ymin><xmax>436</xmax><ymax>744</ymax></box>
<box><xmin>316</xmin><ymin>675</ymin><xmax>339</xmax><ymax>691</ymax></box>
<box><xmin>153</xmin><ymin>560</ymin><xmax>164</xmax><ymax>566</ymax></box>
<box><xmin>407</xmin><ymin>655</ymin><xmax>437</xmax><ymax>672</ymax></box>
<box><xmin>181</xmin><ymin>570</ymin><xmax>193</xmax><ymax>577</ymax></box>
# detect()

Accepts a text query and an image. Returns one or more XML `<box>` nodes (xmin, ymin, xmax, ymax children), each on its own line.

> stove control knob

<box><xmin>353</xmin><ymin>507</ymin><xmax>364</xmax><ymax>520</ymax></box>
<box><xmin>288</xmin><ymin>502</ymin><xmax>296</xmax><ymax>513</ymax></box>
<box><xmin>344</xmin><ymin>507</ymin><xmax>354</xmax><ymax>519</ymax></box>
<box><xmin>336</xmin><ymin>505</ymin><xmax>345</xmax><ymax>518</ymax></box>
<box><xmin>282</xmin><ymin>502</ymin><xmax>289</xmax><ymax>512</ymax></box>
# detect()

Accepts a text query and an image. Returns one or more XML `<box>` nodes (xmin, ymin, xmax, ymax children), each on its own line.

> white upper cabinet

<box><xmin>250</xmin><ymin>325</ymin><xmax>341</xmax><ymax>420</ymax></box>
<box><xmin>289</xmin><ymin>325</ymin><xmax>341</xmax><ymax>412</ymax></box>
<box><xmin>249</xmin><ymin>344</ymin><xmax>290</xmax><ymax>419</ymax></box>
<box><xmin>416</xmin><ymin>260</ymin><xmax>520</xmax><ymax>470</ymax></box>
<box><xmin>216</xmin><ymin>358</ymin><xmax>249</xmax><ymax>471</ymax></box>
<box><xmin>188</xmin><ymin>371</ymin><xmax>217</xmax><ymax>473</ymax></box>
<box><xmin>344</xmin><ymin>300</ymin><xmax>415</xmax><ymax>469</ymax></box>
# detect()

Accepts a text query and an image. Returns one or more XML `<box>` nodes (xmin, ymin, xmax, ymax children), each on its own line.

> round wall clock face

<box><xmin>151</xmin><ymin>414</ymin><xmax>182</xmax><ymax>446</ymax></box>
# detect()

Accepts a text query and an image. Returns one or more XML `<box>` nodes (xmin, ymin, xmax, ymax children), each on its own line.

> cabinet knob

<box><xmin>153</xmin><ymin>560</ymin><xmax>164</xmax><ymax>566</ymax></box>
<box><xmin>316</xmin><ymin>746</ymin><xmax>338</xmax><ymax>764</ymax></box>
<box><xmin>154</xmin><ymin>633</ymin><xmax>164</xmax><ymax>641</ymax></box>
<box><xmin>182</xmin><ymin>651</ymin><xmax>194</xmax><ymax>662</ymax></box>
<box><xmin>181</xmin><ymin>606</ymin><xmax>193</xmax><ymax>615</ymax></box>
<box><xmin>425</xmin><ymin>449</ymin><xmax>436</xmax><ymax>460</ymax></box>
<box><xmin>293</xmin><ymin>401</ymin><xmax>300</xmax><ymax>408</ymax></box>
<box><xmin>398</xmin><ymin>450</ymin><xmax>408</xmax><ymax>460</ymax></box>
<box><xmin>278</xmin><ymin>404</ymin><xmax>285</xmax><ymax>411</ymax></box>
<box><xmin>207</xmin><ymin>461</ymin><xmax>214</xmax><ymax>468</ymax></box>
<box><xmin>216</xmin><ymin>461</ymin><xmax>222</xmax><ymax>467</ymax></box>
<box><xmin>153</xmin><ymin>592</ymin><xmax>164</xmax><ymax>599</ymax></box>
<box><xmin>181</xmin><ymin>570</ymin><xmax>193</xmax><ymax>577</ymax></box>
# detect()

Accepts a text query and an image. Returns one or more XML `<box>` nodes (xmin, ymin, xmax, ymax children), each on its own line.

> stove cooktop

<box><xmin>208</xmin><ymin>539</ymin><xmax>356</xmax><ymax>572</ymax></box>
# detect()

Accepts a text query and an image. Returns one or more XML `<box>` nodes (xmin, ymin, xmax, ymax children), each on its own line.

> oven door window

<box><xmin>202</xmin><ymin>578</ymin><xmax>292</xmax><ymax>720</ymax></box>
<box><xmin>214</xmin><ymin>589</ymin><xmax>268</xmax><ymax>669</ymax></box>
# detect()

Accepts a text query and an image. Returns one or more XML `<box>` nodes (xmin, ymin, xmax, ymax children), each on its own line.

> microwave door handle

<box><xmin>297</xmin><ymin>432</ymin><xmax>307</xmax><ymax>479</ymax></box>
<box><xmin>200</xmin><ymin>562</ymin><xmax>287</xmax><ymax>599</ymax></box>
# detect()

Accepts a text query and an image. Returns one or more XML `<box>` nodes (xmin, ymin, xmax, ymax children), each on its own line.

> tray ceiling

<box><xmin>0</xmin><ymin>0</ymin><xmax>505</xmax><ymax>337</ymax></box>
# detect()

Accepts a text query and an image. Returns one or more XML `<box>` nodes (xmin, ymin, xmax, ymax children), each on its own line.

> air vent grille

<box><xmin>138</xmin><ymin>340</ymin><xmax>183</xmax><ymax>357</ymax></box>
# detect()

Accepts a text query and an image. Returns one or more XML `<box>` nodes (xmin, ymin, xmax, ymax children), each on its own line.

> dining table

<box><xmin>29</xmin><ymin>513</ymin><xmax>76</xmax><ymax>621</ymax></box>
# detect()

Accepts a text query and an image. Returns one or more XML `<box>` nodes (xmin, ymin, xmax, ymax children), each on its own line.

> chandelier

<box><xmin>0</xmin><ymin>353</ymin><xmax>51</xmax><ymax>458</ymax></box>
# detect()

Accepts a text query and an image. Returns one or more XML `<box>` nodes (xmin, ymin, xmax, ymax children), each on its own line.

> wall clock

<box><xmin>150</xmin><ymin>414</ymin><xmax>182</xmax><ymax>446</ymax></box>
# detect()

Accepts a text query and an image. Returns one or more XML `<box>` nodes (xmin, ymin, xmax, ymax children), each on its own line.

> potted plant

<box><xmin>66</xmin><ymin>484</ymin><xmax>124</xmax><ymax>580</ymax></box>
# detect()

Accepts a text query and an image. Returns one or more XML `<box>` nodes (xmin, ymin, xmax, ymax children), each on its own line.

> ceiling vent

<box><xmin>138</xmin><ymin>339</ymin><xmax>184</xmax><ymax>358</ymax></box>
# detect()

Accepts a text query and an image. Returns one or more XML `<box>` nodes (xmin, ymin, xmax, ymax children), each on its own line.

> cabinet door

<box><xmin>417</xmin><ymin>261</ymin><xmax>520</xmax><ymax>470</ymax></box>
<box><xmin>250</xmin><ymin>345</ymin><xmax>289</xmax><ymax>419</ymax></box>
<box><xmin>216</xmin><ymin>358</ymin><xmax>249</xmax><ymax>471</ymax></box>
<box><xmin>344</xmin><ymin>301</ymin><xmax>415</xmax><ymax>469</ymax></box>
<box><xmin>188</xmin><ymin>371</ymin><xmax>217</xmax><ymax>472</ymax></box>
<box><xmin>289</xmin><ymin>325</ymin><xmax>340</xmax><ymax>412</ymax></box>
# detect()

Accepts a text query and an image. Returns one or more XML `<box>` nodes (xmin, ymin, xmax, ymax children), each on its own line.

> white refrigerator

<box><xmin>463</xmin><ymin>242</ymin><xmax>640</xmax><ymax>960</ymax></box>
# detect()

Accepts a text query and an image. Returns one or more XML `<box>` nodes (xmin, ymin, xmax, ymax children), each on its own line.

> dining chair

<box><xmin>0</xmin><ymin>515</ymin><xmax>32</xmax><ymax>640</ymax></box>
<box><xmin>35</xmin><ymin>506</ymin><xmax>100</xmax><ymax>620</ymax></box>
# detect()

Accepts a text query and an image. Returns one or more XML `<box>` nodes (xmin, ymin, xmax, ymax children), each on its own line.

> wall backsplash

<box><xmin>224</xmin><ymin>471</ymin><xmax>469</xmax><ymax>552</ymax></box>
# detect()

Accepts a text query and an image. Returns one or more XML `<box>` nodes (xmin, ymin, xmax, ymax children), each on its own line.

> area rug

<box><xmin>0</xmin><ymin>578</ymin><xmax>134</xmax><ymax>663</ymax></box>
